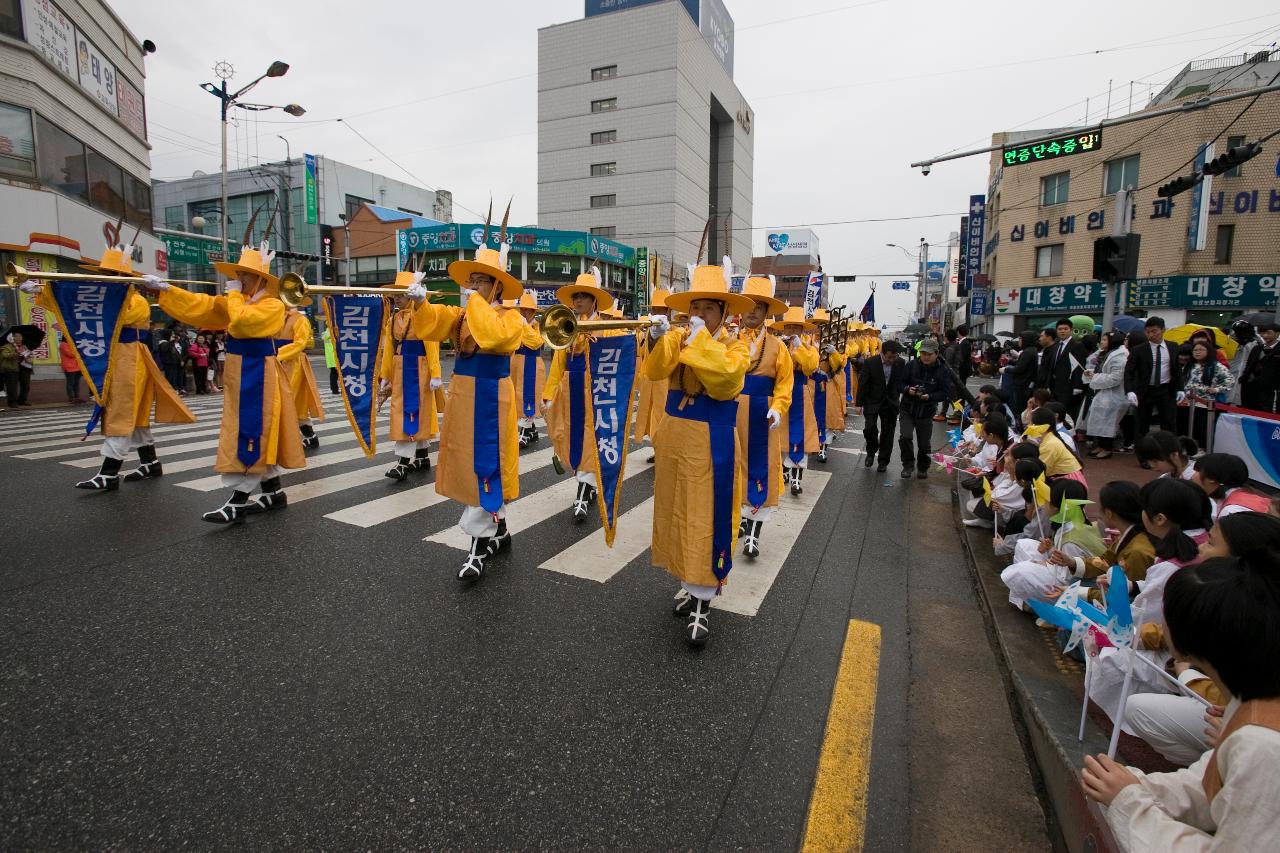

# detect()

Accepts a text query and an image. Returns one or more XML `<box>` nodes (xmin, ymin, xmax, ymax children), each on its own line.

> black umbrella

<box><xmin>973</xmin><ymin>333</ymin><xmax>999</xmax><ymax>343</ymax></box>
<box><xmin>996</xmin><ymin>330</ymin><xmax>1017</xmax><ymax>337</ymax></box>
<box><xmin>1235</xmin><ymin>311</ymin><xmax>1276</xmax><ymax>327</ymax></box>
<box><xmin>3</xmin><ymin>324</ymin><xmax>45</xmax><ymax>350</ymax></box>
<box><xmin>903</xmin><ymin>323</ymin><xmax>931</xmax><ymax>335</ymax></box>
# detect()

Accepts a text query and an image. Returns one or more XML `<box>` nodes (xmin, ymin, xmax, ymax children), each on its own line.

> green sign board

<box><xmin>304</xmin><ymin>154</ymin><xmax>318</xmax><ymax>225</ymax></box>
<box><xmin>1126</xmin><ymin>274</ymin><xmax>1280</xmax><ymax>310</ymax></box>
<box><xmin>1002</xmin><ymin>130</ymin><xmax>1101</xmax><ymax>168</ymax></box>
<box><xmin>159</xmin><ymin>232</ymin><xmax>223</xmax><ymax>266</ymax></box>
<box><xmin>397</xmin><ymin>223</ymin><xmax>635</xmax><ymax>269</ymax></box>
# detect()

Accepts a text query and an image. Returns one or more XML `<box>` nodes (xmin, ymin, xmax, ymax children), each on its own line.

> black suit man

<box><xmin>1038</xmin><ymin>317</ymin><xmax>1087</xmax><ymax>421</ymax></box>
<box><xmin>1124</xmin><ymin>316</ymin><xmax>1184</xmax><ymax>436</ymax></box>
<box><xmin>855</xmin><ymin>339</ymin><xmax>907</xmax><ymax>472</ymax></box>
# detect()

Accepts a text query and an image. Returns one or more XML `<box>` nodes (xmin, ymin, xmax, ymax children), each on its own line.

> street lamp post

<box><xmin>201</xmin><ymin>60</ymin><xmax>304</xmax><ymax>291</ymax></box>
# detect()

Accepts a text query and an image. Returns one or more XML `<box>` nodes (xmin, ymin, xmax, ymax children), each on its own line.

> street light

<box><xmin>200</xmin><ymin>60</ymin><xmax>304</xmax><ymax>289</ymax></box>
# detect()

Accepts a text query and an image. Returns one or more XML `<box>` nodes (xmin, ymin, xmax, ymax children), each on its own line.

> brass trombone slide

<box><xmin>538</xmin><ymin>304</ymin><xmax>664</xmax><ymax>350</ymax></box>
<box><xmin>278</xmin><ymin>277</ymin><xmax>452</xmax><ymax>309</ymax></box>
<box><xmin>4</xmin><ymin>262</ymin><xmax>213</xmax><ymax>288</ymax></box>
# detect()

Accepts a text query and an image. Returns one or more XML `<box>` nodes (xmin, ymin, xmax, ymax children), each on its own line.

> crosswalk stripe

<box><xmin>540</xmin><ymin>496</ymin><xmax>655</xmax><ymax>582</ymax></box>
<box><xmin>424</xmin><ymin>454</ymin><xmax>650</xmax><ymax>552</ymax></box>
<box><xmin>5</xmin><ymin>425</ymin><xmax>225</xmax><ymax>454</ymax></box>
<box><xmin>0</xmin><ymin>401</ymin><xmax>344</xmax><ymax>437</ymax></box>
<box><xmin>324</xmin><ymin>445</ymin><xmax>557</xmax><ymax>528</ymax></box>
<box><xmin>50</xmin><ymin>418</ymin><xmax>372</xmax><ymax>466</ymax></box>
<box><xmin>163</xmin><ymin>443</ymin><xmax>391</xmax><ymax>479</ymax></box>
<box><xmin>715</xmin><ymin>469</ymin><xmax>831</xmax><ymax>617</ymax></box>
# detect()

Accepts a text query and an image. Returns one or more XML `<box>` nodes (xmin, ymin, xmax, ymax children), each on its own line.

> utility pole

<box><xmin>1100</xmin><ymin>187</ymin><xmax>1132</xmax><ymax>333</ymax></box>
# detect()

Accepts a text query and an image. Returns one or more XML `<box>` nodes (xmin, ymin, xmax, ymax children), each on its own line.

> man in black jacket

<box><xmin>1240</xmin><ymin>322</ymin><xmax>1280</xmax><ymax>413</ymax></box>
<box><xmin>1008</xmin><ymin>330</ymin><xmax>1040</xmax><ymax>423</ymax></box>
<box><xmin>898</xmin><ymin>338</ymin><xmax>953</xmax><ymax>479</ymax></box>
<box><xmin>855</xmin><ymin>339</ymin><xmax>907</xmax><ymax>472</ymax></box>
<box><xmin>955</xmin><ymin>323</ymin><xmax>974</xmax><ymax>384</ymax></box>
<box><xmin>1038</xmin><ymin>317</ymin><xmax>1087</xmax><ymax>421</ymax></box>
<box><xmin>1124</xmin><ymin>316</ymin><xmax>1184</xmax><ymax>440</ymax></box>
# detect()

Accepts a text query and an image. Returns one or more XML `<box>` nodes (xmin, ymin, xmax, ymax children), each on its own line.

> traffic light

<box><xmin>1157</xmin><ymin>172</ymin><xmax>1203</xmax><ymax>198</ymax></box>
<box><xmin>1202</xmin><ymin>141</ymin><xmax>1263</xmax><ymax>176</ymax></box>
<box><xmin>1092</xmin><ymin>234</ymin><xmax>1141</xmax><ymax>281</ymax></box>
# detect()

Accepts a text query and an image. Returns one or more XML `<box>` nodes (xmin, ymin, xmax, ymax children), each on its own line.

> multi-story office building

<box><xmin>0</xmin><ymin>0</ymin><xmax>160</xmax><ymax>368</ymax></box>
<box><xmin>978</xmin><ymin>50</ymin><xmax>1280</xmax><ymax>334</ymax></box>
<box><xmin>538</xmin><ymin>0</ymin><xmax>753</xmax><ymax>290</ymax></box>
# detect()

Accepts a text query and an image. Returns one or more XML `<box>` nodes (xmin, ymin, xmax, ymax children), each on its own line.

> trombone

<box><xmin>4</xmin><ymin>262</ymin><xmax>214</xmax><ymax>288</ymax></box>
<box><xmin>539</xmin><ymin>304</ymin><xmax>665</xmax><ymax>350</ymax></box>
<box><xmin>278</xmin><ymin>277</ymin><xmax>453</xmax><ymax>310</ymax></box>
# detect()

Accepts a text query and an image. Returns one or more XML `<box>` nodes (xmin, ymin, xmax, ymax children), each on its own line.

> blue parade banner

<box><xmin>587</xmin><ymin>334</ymin><xmax>639</xmax><ymax>547</ymax></box>
<box><xmin>322</xmin><ymin>294</ymin><xmax>388</xmax><ymax>457</ymax></box>
<box><xmin>45</xmin><ymin>279</ymin><xmax>130</xmax><ymax>404</ymax></box>
<box><xmin>803</xmin><ymin>272</ymin><xmax>823</xmax><ymax>318</ymax></box>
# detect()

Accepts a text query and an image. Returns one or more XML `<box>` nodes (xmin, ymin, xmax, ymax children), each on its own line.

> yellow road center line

<box><xmin>801</xmin><ymin>619</ymin><xmax>882</xmax><ymax>853</ymax></box>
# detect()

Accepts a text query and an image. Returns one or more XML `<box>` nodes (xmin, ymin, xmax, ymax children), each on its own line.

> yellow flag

<box><xmin>973</xmin><ymin>423</ymin><xmax>984</xmax><ymax>438</ymax></box>
<box><xmin>1023</xmin><ymin>423</ymin><xmax>1050</xmax><ymax>439</ymax></box>
<box><xmin>1033</xmin><ymin>473</ymin><xmax>1052</xmax><ymax>507</ymax></box>
<box><xmin>982</xmin><ymin>476</ymin><xmax>993</xmax><ymax>507</ymax></box>
<box><xmin>952</xmin><ymin>399</ymin><xmax>964</xmax><ymax>412</ymax></box>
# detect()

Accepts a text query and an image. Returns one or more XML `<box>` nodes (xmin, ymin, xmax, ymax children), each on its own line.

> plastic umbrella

<box><xmin>1111</xmin><ymin>316</ymin><xmax>1145</xmax><ymax>334</ymax></box>
<box><xmin>1166</xmin><ymin>323</ymin><xmax>1237</xmax><ymax>359</ymax></box>
<box><xmin>1235</xmin><ymin>311</ymin><xmax>1276</xmax><ymax>327</ymax></box>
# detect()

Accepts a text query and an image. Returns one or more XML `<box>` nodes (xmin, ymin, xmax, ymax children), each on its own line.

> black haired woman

<box><xmin>1084</xmin><ymin>552</ymin><xmax>1280</xmax><ymax>847</ymax></box>
<box><xmin>1192</xmin><ymin>452</ymin><xmax>1272</xmax><ymax>521</ymax></box>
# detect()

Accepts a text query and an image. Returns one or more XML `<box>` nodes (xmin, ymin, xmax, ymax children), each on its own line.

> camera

<box><xmin>920</xmin><ymin>164</ymin><xmax>931</xmax><ymax>176</ymax></box>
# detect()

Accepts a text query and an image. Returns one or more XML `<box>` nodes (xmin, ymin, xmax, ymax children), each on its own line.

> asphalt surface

<box><xmin>1</xmin><ymin>363</ymin><xmax>1048</xmax><ymax>851</ymax></box>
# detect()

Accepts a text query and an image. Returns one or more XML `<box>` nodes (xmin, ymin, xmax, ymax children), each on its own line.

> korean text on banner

<box><xmin>305</xmin><ymin>154</ymin><xmax>318</xmax><ymax>225</ymax></box>
<box><xmin>1214</xmin><ymin>409</ymin><xmax>1280</xmax><ymax>489</ymax></box>
<box><xmin>803</xmin><ymin>273</ymin><xmax>823</xmax><ymax>318</ymax></box>
<box><xmin>965</xmin><ymin>195</ymin><xmax>986</xmax><ymax>293</ymax></box>
<box><xmin>588</xmin><ymin>335</ymin><xmax>639</xmax><ymax>546</ymax></box>
<box><xmin>45</xmin><ymin>279</ymin><xmax>130</xmax><ymax>403</ymax></box>
<box><xmin>323</xmin><ymin>294</ymin><xmax>387</xmax><ymax>456</ymax></box>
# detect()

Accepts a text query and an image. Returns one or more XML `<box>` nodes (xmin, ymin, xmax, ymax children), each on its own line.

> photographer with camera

<box><xmin>899</xmin><ymin>338</ymin><xmax>953</xmax><ymax>479</ymax></box>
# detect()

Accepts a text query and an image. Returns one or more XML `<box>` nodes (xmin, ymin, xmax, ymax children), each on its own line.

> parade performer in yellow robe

<box><xmin>506</xmin><ymin>291</ymin><xmax>545</xmax><ymax>448</ymax></box>
<box><xmin>645</xmin><ymin>254</ymin><xmax>752</xmax><ymax>646</ymax></box>
<box><xmin>542</xmin><ymin>267</ymin><xmax>626</xmax><ymax>522</ymax></box>
<box><xmin>139</xmin><ymin>238</ymin><xmax>305</xmax><ymax>522</ymax></box>
<box><xmin>25</xmin><ymin>241</ymin><xmax>194</xmax><ymax>490</ymax></box>
<box><xmin>405</xmin><ymin>226</ymin><xmax>525</xmax><ymax>581</ymax></box>
<box><xmin>844</xmin><ymin>330</ymin><xmax>862</xmax><ymax>411</ymax></box>
<box><xmin>379</xmin><ymin>269</ymin><xmax>442</xmax><ymax>480</ymax></box>
<box><xmin>735</xmin><ymin>276</ymin><xmax>793</xmax><ymax>559</ymax></box>
<box><xmin>632</xmin><ymin>286</ymin><xmax>671</xmax><ymax>462</ymax></box>
<box><xmin>818</xmin><ymin>341</ymin><xmax>847</xmax><ymax>462</ymax></box>
<box><xmin>276</xmin><ymin>302</ymin><xmax>325</xmax><ymax>450</ymax></box>
<box><xmin>776</xmin><ymin>306</ymin><xmax>820</xmax><ymax>494</ymax></box>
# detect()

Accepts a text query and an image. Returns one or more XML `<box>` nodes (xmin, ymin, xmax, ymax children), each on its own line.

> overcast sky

<box><xmin>115</xmin><ymin>0</ymin><xmax>1280</xmax><ymax>325</ymax></box>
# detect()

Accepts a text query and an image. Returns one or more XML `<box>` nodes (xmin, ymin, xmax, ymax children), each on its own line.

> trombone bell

<box><xmin>536</xmin><ymin>303</ymin><xmax>664</xmax><ymax>350</ymax></box>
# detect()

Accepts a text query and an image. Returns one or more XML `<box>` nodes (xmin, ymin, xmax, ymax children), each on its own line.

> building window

<box><xmin>345</xmin><ymin>194</ymin><xmax>373</xmax><ymax>220</ymax></box>
<box><xmin>126</xmin><ymin>175</ymin><xmax>153</xmax><ymax>231</ymax></box>
<box><xmin>591</xmin><ymin>130</ymin><xmax>617</xmax><ymax>145</ymax></box>
<box><xmin>591</xmin><ymin>97</ymin><xmax>617</xmax><ymax>113</ymax></box>
<box><xmin>0</xmin><ymin>102</ymin><xmax>36</xmax><ymax>178</ymax></box>
<box><xmin>1034</xmin><ymin>244</ymin><xmax>1064</xmax><ymax>278</ymax></box>
<box><xmin>397</xmin><ymin>207</ymin><xmax>423</xmax><ymax>216</ymax></box>
<box><xmin>1040</xmin><ymin>171</ymin><xmax>1069</xmax><ymax>206</ymax></box>
<box><xmin>590</xmin><ymin>226</ymin><xmax>616</xmax><ymax>238</ymax></box>
<box><xmin>1224</xmin><ymin>135</ymin><xmax>1245</xmax><ymax>177</ymax></box>
<box><xmin>1215</xmin><ymin>224</ymin><xmax>1234</xmax><ymax>264</ymax></box>
<box><xmin>1104</xmin><ymin>154</ymin><xmax>1139</xmax><ymax>195</ymax></box>
<box><xmin>0</xmin><ymin>0</ymin><xmax>21</xmax><ymax>40</ymax></box>
<box><xmin>591</xmin><ymin>65</ymin><xmax>617</xmax><ymax>81</ymax></box>
<box><xmin>590</xmin><ymin>162</ymin><xmax>616</xmax><ymax>177</ymax></box>
<box><xmin>590</xmin><ymin>194</ymin><xmax>616</xmax><ymax>208</ymax></box>
<box><xmin>86</xmin><ymin>149</ymin><xmax>126</xmax><ymax>220</ymax></box>
<box><xmin>164</xmin><ymin>205</ymin><xmax>184</xmax><ymax>230</ymax></box>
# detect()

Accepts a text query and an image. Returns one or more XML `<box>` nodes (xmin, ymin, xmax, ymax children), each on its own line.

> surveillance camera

<box><xmin>920</xmin><ymin>164</ymin><xmax>931</xmax><ymax>176</ymax></box>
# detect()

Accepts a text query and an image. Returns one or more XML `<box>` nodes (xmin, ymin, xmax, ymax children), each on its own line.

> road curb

<box><xmin>951</xmin><ymin>485</ymin><xmax>1121</xmax><ymax>853</ymax></box>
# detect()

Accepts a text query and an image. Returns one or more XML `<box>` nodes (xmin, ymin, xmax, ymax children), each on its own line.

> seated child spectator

<box><xmin>999</xmin><ymin>477</ymin><xmax>1103</xmax><ymax>610</ymax></box>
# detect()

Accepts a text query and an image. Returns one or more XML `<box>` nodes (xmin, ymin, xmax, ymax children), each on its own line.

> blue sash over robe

<box><xmin>844</xmin><ymin>359</ymin><xmax>853</xmax><ymax>402</ymax></box>
<box><xmin>813</xmin><ymin>371</ymin><xmax>828</xmax><ymax>445</ymax></box>
<box><xmin>567</xmin><ymin>350</ymin><xmax>587</xmax><ymax>471</ymax></box>
<box><xmin>453</xmin><ymin>353</ymin><xmax>509</xmax><ymax>513</ymax></box>
<box><xmin>665</xmin><ymin>389</ymin><xmax>737</xmax><ymax>583</ymax></box>
<box><xmin>84</xmin><ymin>328</ymin><xmax>152</xmax><ymax>436</ymax></box>
<box><xmin>787</xmin><ymin>370</ymin><xmax>807</xmax><ymax>465</ymax></box>
<box><xmin>226</xmin><ymin>336</ymin><xmax>275</xmax><ymax>468</ymax></box>
<box><xmin>742</xmin><ymin>373</ymin><xmax>773</xmax><ymax>508</ymax></box>
<box><xmin>517</xmin><ymin>345</ymin><xmax>540</xmax><ymax>418</ymax></box>
<box><xmin>399</xmin><ymin>339</ymin><xmax>426</xmax><ymax>433</ymax></box>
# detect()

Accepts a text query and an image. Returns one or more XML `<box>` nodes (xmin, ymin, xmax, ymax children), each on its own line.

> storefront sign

<box><xmin>14</xmin><ymin>253</ymin><xmax>59</xmax><ymax>365</ymax></box>
<box><xmin>74</xmin><ymin>29</ymin><xmax>118</xmax><ymax>116</ymax></box>
<box><xmin>993</xmin><ymin>282</ymin><xmax>1106</xmax><ymax>315</ymax></box>
<box><xmin>1126</xmin><ymin>274</ymin><xmax>1280</xmax><ymax>310</ymax></box>
<box><xmin>966</xmin><ymin>195</ymin><xmax>986</xmax><ymax>294</ymax></box>
<box><xmin>304</xmin><ymin>154</ymin><xmax>318</xmax><ymax>225</ymax></box>
<box><xmin>969</xmin><ymin>287</ymin><xmax>989</xmax><ymax>318</ymax></box>
<box><xmin>22</xmin><ymin>0</ymin><xmax>75</xmax><ymax>77</ymax></box>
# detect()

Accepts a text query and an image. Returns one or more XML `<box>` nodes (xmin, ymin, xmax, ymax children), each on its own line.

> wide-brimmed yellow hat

<box><xmin>777</xmin><ymin>305</ymin><xmax>816</xmax><ymax>331</ymax></box>
<box><xmin>79</xmin><ymin>246</ymin><xmax>136</xmax><ymax>275</ymax></box>
<box><xmin>214</xmin><ymin>244</ymin><xmax>280</xmax><ymax>290</ymax></box>
<box><xmin>810</xmin><ymin>307</ymin><xmax>831</xmax><ymax>325</ymax></box>
<box><xmin>448</xmin><ymin>245</ymin><xmax>523</xmax><ymax>300</ymax></box>
<box><xmin>647</xmin><ymin>287</ymin><xmax>671</xmax><ymax>310</ymax></box>
<box><xmin>663</xmin><ymin>265</ymin><xmax>754</xmax><ymax>315</ymax></box>
<box><xmin>741</xmin><ymin>276</ymin><xmax>786</xmax><ymax>316</ymax></box>
<box><xmin>508</xmin><ymin>291</ymin><xmax>538</xmax><ymax>310</ymax></box>
<box><xmin>556</xmin><ymin>266</ymin><xmax>615</xmax><ymax>312</ymax></box>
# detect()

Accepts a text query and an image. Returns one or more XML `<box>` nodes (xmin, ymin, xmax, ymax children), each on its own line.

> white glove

<box><xmin>648</xmin><ymin>313</ymin><xmax>671</xmax><ymax>340</ymax></box>
<box><xmin>405</xmin><ymin>282</ymin><xmax>428</xmax><ymax>303</ymax></box>
<box><xmin>1126</xmin><ymin>392</ymin><xmax>1138</xmax><ymax>407</ymax></box>
<box><xmin>1176</xmin><ymin>391</ymin><xmax>1187</xmax><ymax>404</ymax></box>
<box><xmin>787</xmin><ymin>335</ymin><xmax>801</xmax><ymax>348</ymax></box>
<box><xmin>18</xmin><ymin>281</ymin><xmax>41</xmax><ymax>295</ymax></box>
<box><xmin>140</xmin><ymin>273</ymin><xmax>169</xmax><ymax>293</ymax></box>
<box><xmin>766</xmin><ymin>408</ymin><xmax>782</xmax><ymax>430</ymax></box>
<box><xmin>686</xmin><ymin>315</ymin><xmax>707</xmax><ymax>341</ymax></box>
<box><xmin>223</xmin><ymin>277</ymin><xmax>242</xmax><ymax>293</ymax></box>
<box><xmin>457</xmin><ymin>287</ymin><xmax>476</xmax><ymax>304</ymax></box>
<box><xmin>429</xmin><ymin>377</ymin><xmax>443</xmax><ymax>390</ymax></box>
<box><xmin>1073</xmin><ymin>388</ymin><xmax>1083</xmax><ymax>395</ymax></box>
<box><xmin>822</xmin><ymin>344</ymin><xmax>837</xmax><ymax>356</ymax></box>
<box><xmin>379</xmin><ymin>378</ymin><xmax>391</xmax><ymax>394</ymax></box>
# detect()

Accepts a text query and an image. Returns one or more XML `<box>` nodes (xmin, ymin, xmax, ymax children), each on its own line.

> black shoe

<box><xmin>917</xmin><ymin>470</ymin><xmax>928</xmax><ymax>480</ymax></box>
<box><xmin>789</xmin><ymin>469</ymin><xmax>802</xmax><ymax>495</ymax></box>
<box><xmin>123</xmin><ymin>445</ymin><xmax>162</xmax><ymax>481</ymax></box>
<box><xmin>673</xmin><ymin>589</ymin><xmax>696</xmax><ymax>618</ymax></box>
<box><xmin>738</xmin><ymin>517</ymin><xmax>751</xmax><ymax>537</ymax></box>
<box><xmin>246</xmin><ymin>477</ymin><xmax>288</xmax><ymax>513</ymax></box>
<box><xmin>686</xmin><ymin>597</ymin><xmax>711</xmax><ymax>647</ymax></box>
<box><xmin>76</xmin><ymin>456</ymin><xmax>123</xmax><ymax>491</ymax></box>
<box><xmin>203</xmin><ymin>491</ymin><xmax>250</xmax><ymax>524</ymax></box>
<box><xmin>817</xmin><ymin>447</ymin><xmax>828</xmax><ymax>463</ymax></box>
<box><xmin>646</xmin><ymin>454</ymin><xmax>656</xmax><ymax>464</ymax></box>
<box><xmin>300</xmin><ymin>423</ymin><xmax>319</xmax><ymax>450</ymax></box>
<box><xmin>864</xmin><ymin>454</ymin><xmax>874</xmax><ymax>468</ymax></box>
<box><xmin>459</xmin><ymin>537</ymin><xmax>490</xmax><ymax>581</ymax></box>
<box><xmin>876</xmin><ymin>463</ymin><xmax>888</xmax><ymax>473</ymax></box>
<box><xmin>742</xmin><ymin>519</ymin><xmax>762</xmax><ymax>559</ymax></box>
<box><xmin>901</xmin><ymin>468</ymin><xmax>913</xmax><ymax>479</ymax></box>
<box><xmin>518</xmin><ymin>430</ymin><xmax>531</xmax><ymax>448</ymax></box>
<box><xmin>386</xmin><ymin>458</ymin><xmax>412</xmax><ymax>481</ymax></box>
<box><xmin>572</xmin><ymin>481</ymin><xmax>596</xmax><ymax>521</ymax></box>
<box><xmin>487</xmin><ymin>519</ymin><xmax>511</xmax><ymax>555</ymax></box>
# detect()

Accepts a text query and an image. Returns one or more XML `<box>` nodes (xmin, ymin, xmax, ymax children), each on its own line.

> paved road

<box><xmin>0</xmin><ymin>372</ymin><xmax>1049</xmax><ymax>850</ymax></box>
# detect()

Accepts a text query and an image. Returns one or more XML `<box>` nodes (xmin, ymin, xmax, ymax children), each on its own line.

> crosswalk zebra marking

<box><xmin>323</xmin><ymin>445</ymin><xmax>557</xmax><ymax>528</ymax></box>
<box><xmin>424</xmin><ymin>453</ymin><xmax>650</xmax><ymax>552</ymax></box>
<box><xmin>540</xmin><ymin>496</ymin><xmax>655</xmax><ymax>582</ymax></box>
<box><xmin>165</xmin><ymin>444</ymin><xmax>393</xmax><ymax>482</ymax></box>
